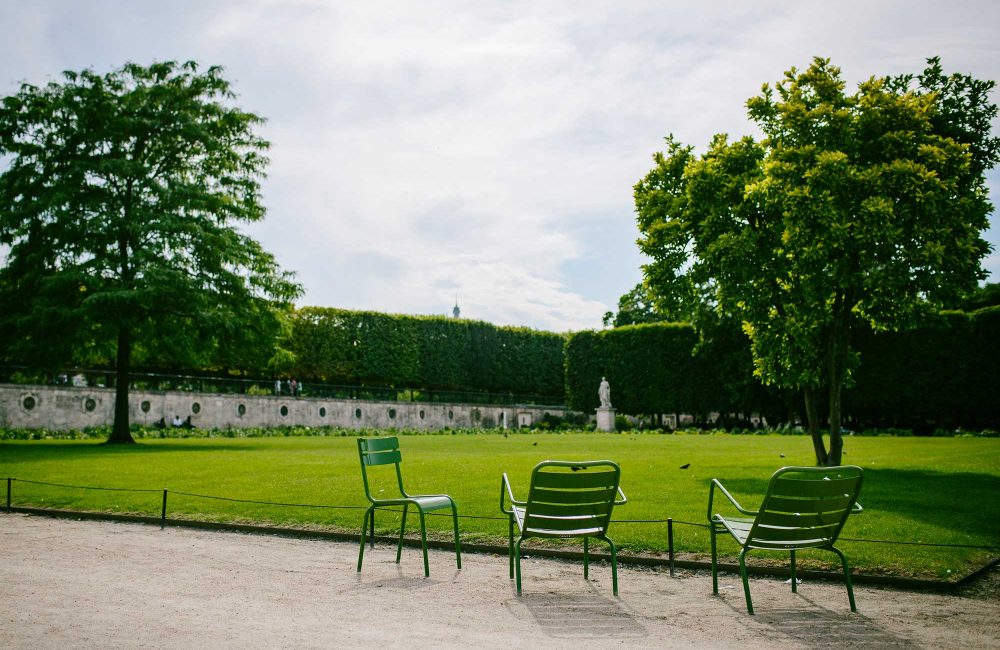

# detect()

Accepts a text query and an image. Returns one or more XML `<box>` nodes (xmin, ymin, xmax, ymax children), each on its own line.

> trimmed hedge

<box><xmin>564</xmin><ymin>322</ymin><xmax>772</xmax><ymax>418</ymax></box>
<box><xmin>847</xmin><ymin>306</ymin><xmax>1000</xmax><ymax>431</ymax></box>
<box><xmin>286</xmin><ymin>308</ymin><xmax>565</xmax><ymax>397</ymax></box>
<box><xmin>566</xmin><ymin>308</ymin><xmax>1000</xmax><ymax>430</ymax></box>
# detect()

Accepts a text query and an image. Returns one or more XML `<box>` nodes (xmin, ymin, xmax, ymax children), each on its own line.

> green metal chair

<box><xmin>356</xmin><ymin>436</ymin><xmax>461</xmax><ymax>577</ymax></box>
<box><xmin>500</xmin><ymin>460</ymin><xmax>627</xmax><ymax>595</ymax></box>
<box><xmin>708</xmin><ymin>465</ymin><xmax>864</xmax><ymax>614</ymax></box>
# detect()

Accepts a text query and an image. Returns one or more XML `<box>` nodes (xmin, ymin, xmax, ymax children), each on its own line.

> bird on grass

<box><xmin>679</xmin><ymin>463</ymin><xmax>690</xmax><ymax>469</ymax></box>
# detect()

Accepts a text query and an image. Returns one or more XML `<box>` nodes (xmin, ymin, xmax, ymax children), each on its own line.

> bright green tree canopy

<box><xmin>0</xmin><ymin>60</ymin><xmax>302</xmax><ymax>441</ymax></box>
<box><xmin>635</xmin><ymin>57</ymin><xmax>997</xmax><ymax>463</ymax></box>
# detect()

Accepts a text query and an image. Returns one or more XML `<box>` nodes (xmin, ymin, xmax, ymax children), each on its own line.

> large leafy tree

<box><xmin>0</xmin><ymin>61</ymin><xmax>301</xmax><ymax>443</ymax></box>
<box><xmin>602</xmin><ymin>282</ymin><xmax>668</xmax><ymax>328</ymax></box>
<box><xmin>635</xmin><ymin>57</ymin><xmax>997</xmax><ymax>465</ymax></box>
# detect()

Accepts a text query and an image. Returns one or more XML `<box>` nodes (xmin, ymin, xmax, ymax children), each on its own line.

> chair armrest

<box><xmin>614</xmin><ymin>485</ymin><xmax>627</xmax><ymax>506</ymax></box>
<box><xmin>500</xmin><ymin>473</ymin><xmax>524</xmax><ymax>515</ymax></box>
<box><xmin>707</xmin><ymin>478</ymin><xmax>757</xmax><ymax>522</ymax></box>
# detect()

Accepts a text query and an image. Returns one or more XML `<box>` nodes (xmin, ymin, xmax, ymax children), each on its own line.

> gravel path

<box><xmin>1</xmin><ymin>513</ymin><xmax>997</xmax><ymax>649</ymax></box>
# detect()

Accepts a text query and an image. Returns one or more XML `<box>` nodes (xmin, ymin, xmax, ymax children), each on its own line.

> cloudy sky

<box><xmin>2</xmin><ymin>1</ymin><xmax>999</xmax><ymax>331</ymax></box>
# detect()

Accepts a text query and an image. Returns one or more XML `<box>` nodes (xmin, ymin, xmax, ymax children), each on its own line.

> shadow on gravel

<box><xmin>353</xmin><ymin>564</ymin><xmax>450</xmax><ymax>591</ymax></box>
<box><xmin>738</xmin><ymin>598</ymin><xmax>918</xmax><ymax>649</ymax></box>
<box><xmin>515</xmin><ymin>584</ymin><xmax>648</xmax><ymax>641</ymax></box>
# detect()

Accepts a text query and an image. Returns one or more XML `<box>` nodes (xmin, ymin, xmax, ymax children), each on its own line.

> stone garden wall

<box><xmin>0</xmin><ymin>383</ymin><xmax>569</xmax><ymax>431</ymax></box>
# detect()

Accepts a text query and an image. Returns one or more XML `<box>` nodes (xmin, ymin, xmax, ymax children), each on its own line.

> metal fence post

<box><xmin>668</xmin><ymin>517</ymin><xmax>675</xmax><ymax>577</ymax></box>
<box><xmin>161</xmin><ymin>489</ymin><xmax>168</xmax><ymax>529</ymax></box>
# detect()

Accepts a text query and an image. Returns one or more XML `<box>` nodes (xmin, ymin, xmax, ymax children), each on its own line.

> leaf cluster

<box><xmin>285</xmin><ymin>307</ymin><xmax>565</xmax><ymax>397</ymax></box>
<box><xmin>0</xmin><ymin>60</ymin><xmax>301</xmax><ymax>372</ymax></box>
<box><xmin>635</xmin><ymin>57</ymin><xmax>996</xmax><ymax>392</ymax></box>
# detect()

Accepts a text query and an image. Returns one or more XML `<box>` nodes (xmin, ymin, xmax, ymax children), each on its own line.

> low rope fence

<box><xmin>5</xmin><ymin>477</ymin><xmax>998</xmax><ymax>580</ymax></box>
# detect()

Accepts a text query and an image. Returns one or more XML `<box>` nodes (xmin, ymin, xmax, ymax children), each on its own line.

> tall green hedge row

<box><xmin>564</xmin><ymin>308</ymin><xmax>1000</xmax><ymax>429</ymax></box>
<box><xmin>847</xmin><ymin>307</ymin><xmax>1000</xmax><ymax>429</ymax></box>
<box><xmin>286</xmin><ymin>308</ymin><xmax>565</xmax><ymax>397</ymax></box>
<box><xmin>564</xmin><ymin>322</ymin><xmax>783</xmax><ymax>420</ymax></box>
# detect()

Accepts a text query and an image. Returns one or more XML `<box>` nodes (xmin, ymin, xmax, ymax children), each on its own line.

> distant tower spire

<box><xmin>453</xmin><ymin>295</ymin><xmax>461</xmax><ymax>318</ymax></box>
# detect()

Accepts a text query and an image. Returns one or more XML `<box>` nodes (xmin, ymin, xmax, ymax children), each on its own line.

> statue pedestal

<box><xmin>596</xmin><ymin>407</ymin><xmax>616</xmax><ymax>432</ymax></box>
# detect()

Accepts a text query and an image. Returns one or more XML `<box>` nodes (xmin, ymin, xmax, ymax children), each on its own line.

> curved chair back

<box><xmin>523</xmin><ymin>460</ymin><xmax>622</xmax><ymax>538</ymax></box>
<box><xmin>357</xmin><ymin>436</ymin><xmax>405</xmax><ymax>504</ymax></box>
<box><xmin>748</xmin><ymin>465</ymin><xmax>864</xmax><ymax>551</ymax></box>
<box><xmin>355</xmin><ymin>436</ymin><xmax>462</xmax><ymax>577</ymax></box>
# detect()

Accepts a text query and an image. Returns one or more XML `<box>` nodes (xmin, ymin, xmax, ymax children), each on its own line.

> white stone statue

<box><xmin>598</xmin><ymin>376</ymin><xmax>612</xmax><ymax>409</ymax></box>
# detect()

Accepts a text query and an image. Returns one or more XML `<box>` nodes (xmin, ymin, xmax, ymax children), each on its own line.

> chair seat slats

<box><xmin>751</xmin><ymin>522</ymin><xmax>841</xmax><ymax>542</ymax></box>
<box><xmin>773</xmin><ymin>476</ymin><xmax>861</xmax><ymax>497</ymax></box>
<box><xmin>757</xmin><ymin>510</ymin><xmax>847</xmax><ymax>527</ymax></box>
<box><xmin>531</xmin><ymin>470</ymin><xmax>618</xmax><ymax>489</ymax></box>
<box><xmin>526</xmin><ymin>501</ymin><xmax>614</xmax><ymax>518</ymax></box>
<box><xmin>525</xmin><ymin>526</ymin><xmax>604</xmax><ymax>537</ymax></box>
<box><xmin>503</xmin><ymin>460</ymin><xmax>625</xmax><ymax>596</ymax></box>
<box><xmin>765</xmin><ymin>494</ymin><xmax>854</xmax><ymax>513</ymax></box>
<box><xmin>525</xmin><ymin>513</ymin><xmax>604</xmax><ymax>529</ymax></box>
<box><xmin>356</xmin><ymin>436</ymin><xmax>462</xmax><ymax>578</ymax></box>
<box><xmin>529</xmin><ymin>486</ymin><xmax>618</xmax><ymax>504</ymax></box>
<box><xmin>362</xmin><ymin>449</ymin><xmax>402</xmax><ymax>466</ymax></box>
<box><xmin>360</xmin><ymin>437</ymin><xmax>400</xmax><ymax>452</ymax></box>
<box><xmin>709</xmin><ymin>465</ymin><xmax>864</xmax><ymax>614</ymax></box>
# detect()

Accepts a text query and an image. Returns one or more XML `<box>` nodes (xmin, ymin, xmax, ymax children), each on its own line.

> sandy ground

<box><xmin>1</xmin><ymin>513</ymin><xmax>997</xmax><ymax>649</ymax></box>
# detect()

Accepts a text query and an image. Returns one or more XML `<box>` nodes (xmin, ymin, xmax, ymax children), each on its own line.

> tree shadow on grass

<box><xmin>0</xmin><ymin>440</ymin><xmax>261</xmax><ymax>460</ymax></box>
<box><xmin>704</xmin><ymin>468</ymin><xmax>999</xmax><ymax>542</ymax></box>
<box><xmin>860</xmin><ymin>468</ymin><xmax>999</xmax><ymax>536</ymax></box>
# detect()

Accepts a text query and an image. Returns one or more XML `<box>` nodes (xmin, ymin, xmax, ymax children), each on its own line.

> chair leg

<box><xmin>790</xmin><ymin>549</ymin><xmax>797</xmax><ymax>593</ymax></box>
<box><xmin>606</xmin><ymin>537</ymin><xmax>619</xmax><ymax>596</ymax></box>
<box><xmin>418</xmin><ymin>509</ymin><xmax>430</xmax><ymax>577</ymax></box>
<box><xmin>831</xmin><ymin>545</ymin><xmax>857</xmax><ymax>612</ymax></box>
<box><xmin>515</xmin><ymin>538</ymin><xmax>525</xmax><ymax>595</ymax></box>
<box><xmin>583</xmin><ymin>536</ymin><xmax>589</xmax><ymax>579</ymax></box>
<box><xmin>396</xmin><ymin>504</ymin><xmax>409</xmax><ymax>563</ymax></box>
<box><xmin>369</xmin><ymin>507</ymin><xmax>376</xmax><ymax>549</ymax></box>
<box><xmin>508</xmin><ymin>515</ymin><xmax>514</xmax><ymax>579</ymax></box>
<box><xmin>357</xmin><ymin>507</ymin><xmax>372</xmax><ymax>572</ymax></box>
<box><xmin>738</xmin><ymin>547</ymin><xmax>754</xmax><ymax>615</ymax></box>
<box><xmin>451</xmin><ymin>502</ymin><xmax>462</xmax><ymax>570</ymax></box>
<box><xmin>710</xmin><ymin>524</ymin><xmax>719</xmax><ymax>595</ymax></box>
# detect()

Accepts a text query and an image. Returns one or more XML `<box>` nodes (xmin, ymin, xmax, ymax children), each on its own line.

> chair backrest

<box><xmin>357</xmin><ymin>436</ymin><xmax>405</xmax><ymax>501</ymax></box>
<box><xmin>747</xmin><ymin>465</ymin><xmax>863</xmax><ymax>551</ymax></box>
<box><xmin>523</xmin><ymin>460</ymin><xmax>621</xmax><ymax>538</ymax></box>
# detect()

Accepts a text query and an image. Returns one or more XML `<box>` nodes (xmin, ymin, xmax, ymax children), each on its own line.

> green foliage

<box><xmin>286</xmin><ymin>308</ymin><xmax>565</xmax><ymax>397</ymax></box>
<box><xmin>634</xmin><ymin>57</ymin><xmax>997</xmax><ymax>465</ymax></box>
<box><xmin>1</xmin><ymin>433</ymin><xmax>997</xmax><ymax>578</ymax></box>
<box><xmin>0</xmin><ymin>61</ymin><xmax>302</xmax><ymax>441</ymax></box>
<box><xmin>567</xmin><ymin>323</ymin><xmax>693</xmax><ymax>414</ymax></box>
<box><xmin>950</xmin><ymin>282</ymin><xmax>1000</xmax><ymax>311</ymax></box>
<box><xmin>565</xmin><ymin>322</ymin><xmax>772</xmax><ymax>418</ymax></box>
<box><xmin>602</xmin><ymin>282</ymin><xmax>669</xmax><ymax>328</ymax></box>
<box><xmin>848</xmin><ymin>306</ymin><xmax>1000</xmax><ymax>430</ymax></box>
<box><xmin>569</xmin><ymin>308</ymin><xmax>999</xmax><ymax>430</ymax></box>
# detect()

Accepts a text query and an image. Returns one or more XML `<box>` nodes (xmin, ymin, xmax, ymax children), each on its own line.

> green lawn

<box><xmin>1</xmin><ymin>431</ymin><xmax>997</xmax><ymax>579</ymax></box>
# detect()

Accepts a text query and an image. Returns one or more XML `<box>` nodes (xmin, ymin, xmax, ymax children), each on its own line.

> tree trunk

<box><xmin>803</xmin><ymin>386</ymin><xmax>827</xmax><ymax>466</ymax></box>
<box><xmin>827</xmin><ymin>380</ymin><xmax>844</xmax><ymax>466</ymax></box>
<box><xmin>106</xmin><ymin>326</ymin><xmax>135</xmax><ymax>444</ymax></box>
<box><xmin>824</xmin><ymin>290</ymin><xmax>851</xmax><ymax>466</ymax></box>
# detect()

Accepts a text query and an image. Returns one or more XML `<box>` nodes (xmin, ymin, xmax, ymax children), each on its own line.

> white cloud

<box><xmin>2</xmin><ymin>0</ymin><xmax>999</xmax><ymax>330</ymax></box>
